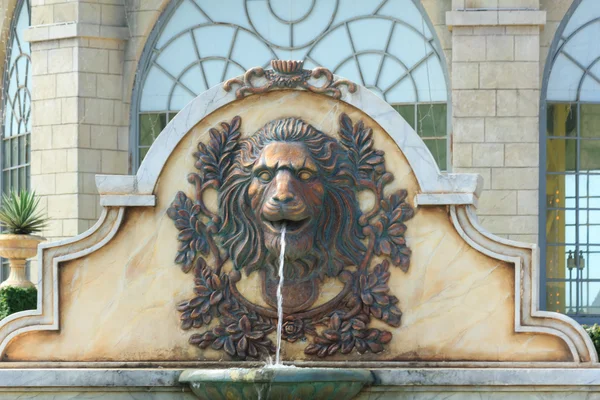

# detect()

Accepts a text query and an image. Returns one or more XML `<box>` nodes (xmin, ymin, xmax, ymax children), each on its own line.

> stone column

<box><xmin>447</xmin><ymin>0</ymin><xmax>545</xmax><ymax>243</ymax></box>
<box><xmin>25</xmin><ymin>1</ymin><xmax>129</xmax><ymax>242</ymax></box>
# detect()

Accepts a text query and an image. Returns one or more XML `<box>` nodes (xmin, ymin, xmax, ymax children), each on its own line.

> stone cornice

<box><xmin>24</xmin><ymin>22</ymin><xmax>129</xmax><ymax>43</ymax></box>
<box><xmin>446</xmin><ymin>9</ymin><xmax>546</xmax><ymax>29</ymax></box>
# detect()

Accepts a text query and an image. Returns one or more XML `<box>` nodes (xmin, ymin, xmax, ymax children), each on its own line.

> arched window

<box><xmin>2</xmin><ymin>0</ymin><xmax>30</xmax><ymax>192</ymax></box>
<box><xmin>1</xmin><ymin>0</ymin><xmax>31</xmax><ymax>281</ymax></box>
<box><xmin>132</xmin><ymin>0</ymin><xmax>449</xmax><ymax>171</ymax></box>
<box><xmin>542</xmin><ymin>0</ymin><xmax>600</xmax><ymax>322</ymax></box>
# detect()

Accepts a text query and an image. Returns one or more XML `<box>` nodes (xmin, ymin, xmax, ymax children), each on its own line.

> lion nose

<box><xmin>272</xmin><ymin>170</ymin><xmax>294</xmax><ymax>204</ymax></box>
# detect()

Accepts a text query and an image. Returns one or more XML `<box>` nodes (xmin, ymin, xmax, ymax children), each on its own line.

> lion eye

<box><xmin>257</xmin><ymin>171</ymin><xmax>272</xmax><ymax>182</ymax></box>
<box><xmin>297</xmin><ymin>170</ymin><xmax>313</xmax><ymax>181</ymax></box>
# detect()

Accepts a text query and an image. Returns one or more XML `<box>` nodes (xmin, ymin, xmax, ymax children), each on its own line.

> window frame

<box><xmin>539</xmin><ymin>0</ymin><xmax>600</xmax><ymax>323</ymax></box>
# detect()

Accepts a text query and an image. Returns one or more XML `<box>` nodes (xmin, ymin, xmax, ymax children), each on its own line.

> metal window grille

<box><xmin>131</xmin><ymin>0</ymin><xmax>450</xmax><ymax>172</ymax></box>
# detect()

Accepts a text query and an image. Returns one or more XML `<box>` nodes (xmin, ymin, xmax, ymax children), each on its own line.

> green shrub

<box><xmin>584</xmin><ymin>324</ymin><xmax>600</xmax><ymax>357</ymax></box>
<box><xmin>0</xmin><ymin>286</ymin><xmax>37</xmax><ymax>320</ymax></box>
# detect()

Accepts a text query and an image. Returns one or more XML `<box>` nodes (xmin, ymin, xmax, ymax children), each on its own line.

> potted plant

<box><xmin>0</xmin><ymin>190</ymin><xmax>48</xmax><ymax>289</ymax></box>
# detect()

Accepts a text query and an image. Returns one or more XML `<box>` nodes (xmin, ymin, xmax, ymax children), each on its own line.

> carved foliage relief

<box><xmin>168</xmin><ymin>113</ymin><xmax>414</xmax><ymax>360</ymax></box>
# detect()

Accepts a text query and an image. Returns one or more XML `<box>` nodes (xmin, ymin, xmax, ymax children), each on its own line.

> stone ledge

<box><xmin>24</xmin><ymin>22</ymin><xmax>129</xmax><ymax>43</ymax></box>
<box><xmin>0</xmin><ymin>368</ymin><xmax>600</xmax><ymax>388</ymax></box>
<box><xmin>446</xmin><ymin>10</ymin><xmax>546</xmax><ymax>28</ymax></box>
<box><xmin>99</xmin><ymin>194</ymin><xmax>156</xmax><ymax>207</ymax></box>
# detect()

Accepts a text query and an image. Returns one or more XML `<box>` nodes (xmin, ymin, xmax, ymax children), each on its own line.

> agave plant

<box><xmin>0</xmin><ymin>190</ymin><xmax>49</xmax><ymax>235</ymax></box>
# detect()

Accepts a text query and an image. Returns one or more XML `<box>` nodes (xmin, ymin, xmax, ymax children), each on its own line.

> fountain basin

<box><xmin>179</xmin><ymin>367</ymin><xmax>374</xmax><ymax>400</ymax></box>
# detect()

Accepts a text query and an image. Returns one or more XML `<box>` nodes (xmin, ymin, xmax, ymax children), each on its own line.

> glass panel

<box><xmin>546</xmin><ymin>139</ymin><xmax>576</xmax><ymax>172</ymax></box>
<box><xmin>417</xmin><ymin>104</ymin><xmax>446</xmax><ymax>138</ymax></box>
<box><xmin>155</xmin><ymin>33</ymin><xmax>197</xmax><ymax>78</ymax></box>
<box><xmin>546</xmin><ymin>209</ymin><xmax>569</xmax><ymax>244</ymax></box>
<box><xmin>155</xmin><ymin>0</ymin><xmax>209</xmax><ymax>48</ymax></box>
<box><xmin>562</xmin><ymin>0</ymin><xmax>600</xmax><ymax>37</ymax></box>
<box><xmin>423</xmin><ymin>138</ymin><xmax>446</xmax><ymax>171</ymax></box>
<box><xmin>546</xmin><ymin>244</ymin><xmax>576</xmax><ymax>278</ymax></box>
<box><xmin>413</xmin><ymin>57</ymin><xmax>447</xmax><ymax>102</ymax></box>
<box><xmin>581</xmin><ymin>140</ymin><xmax>600</xmax><ymax>171</ymax></box>
<box><xmin>580</xmin><ymin>75</ymin><xmax>600</xmax><ymax>103</ymax></box>
<box><xmin>139</xmin><ymin>113</ymin><xmax>167</xmax><ymax>147</ymax></box>
<box><xmin>581</xmin><ymin>104</ymin><xmax>600</xmax><ymax>138</ymax></box>
<box><xmin>392</xmin><ymin>104</ymin><xmax>415</xmax><ymax>128</ymax></box>
<box><xmin>139</xmin><ymin>147</ymin><xmax>151</xmax><ymax>163</ymax></box>
<box><xmin>547</xmin><ymin>54</ymin><xmax>582</xmax><ymax>102</ymax></box>
<box><xmin>2</xmin><ymin>172</ymin><xmax>9</xmax><ymax>193</ymax></box>
<box><xmin>581</xmin><ymin>282</ymin><xmax>600</xmax><ymax>315</ymax></box>
<box><xmin>546</xmin><ymin>281</ymin><xmax>567</xmax><ymax>313</ymax></box>
<box><xmin>585</xmin><ymin>247</ymin><xmax>600</xmax><ymax>278</ymax></box>
<box><xmin>546</xmin><ymin>103</ymin><xmax>577</xmax><ymax>137</ymax></box>
<box><xmin>3</xmin><ymin>141</ymin><xmax>10</xmax><ymax>169</ymax></box>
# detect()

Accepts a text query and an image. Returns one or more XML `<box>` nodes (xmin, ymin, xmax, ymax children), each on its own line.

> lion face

<box><xmin>248</xmin><ymin>142</ymin><xmax>325</xmax><ymax>263</ymax></box>
<box><xmin>219</xmin><ymin>117</ymin><xmax>366</xmax><ymax>313</ymax></box>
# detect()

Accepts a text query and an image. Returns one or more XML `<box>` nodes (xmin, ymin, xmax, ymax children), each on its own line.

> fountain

<box><xmin>1</xmin><ymin>60</ymin><xmax>594</xmax><ymax>399</ymax></box>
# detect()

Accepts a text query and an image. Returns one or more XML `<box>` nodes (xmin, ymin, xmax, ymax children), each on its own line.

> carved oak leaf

<box><xmin>193</xmin><ymin>116</ymin><xmax>241</xmax><ymax>187</ymax></box>
<box><xmin>338</xmin><ymin>113</ymin><xmax>386</xmax><ymax>182</ymax></box>
<box><xmin>177</xmin><ymin>258</ymin><xmax>227</xmax><ymax>330</ymax></box>
<box><xmin>373</xmin><ymin>190</ymin><xmax>414</xmax><ymax>271</ymax></box>
<box><xmin>167</xmin><ymin>191</ymin><xmax>210</xmax><ymax>273</ymax></box>
<box><xmin>190</xmin><ymin>313</ymin><xmax>276</xmax><ymax>360</ymax></box>
<box><xmin>305</xmin><ymin>313</ymin><xmax>392</xmax><ymax>357</ymax></box>
<box><xmin>357</xmin><ymin>260</ymin><xmax>402</xmax><ymax>327</ymax></box>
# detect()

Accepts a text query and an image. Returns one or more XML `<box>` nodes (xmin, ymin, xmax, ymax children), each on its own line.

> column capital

<box><xmin>24</xmin><ymin>22</ymin><xmax>129</xmax><ymax>43</ymax></box>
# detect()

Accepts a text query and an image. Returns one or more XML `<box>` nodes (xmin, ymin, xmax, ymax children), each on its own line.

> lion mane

<box><xmin>218</xmin><ymin>117</ymin><xmax>366</xmax><ymax>278</ymax></box>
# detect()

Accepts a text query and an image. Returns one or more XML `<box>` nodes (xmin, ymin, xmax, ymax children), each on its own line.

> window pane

<box><xmin>580</xmin><ymin>140</ymin><xmax>600</xmax><ymax>171</ymax></box>
<box><xmin>392</xmin><ymin>104</ymin><xmax>415</xmax><ymax>128</ymax></box>
<box><xmin>546</xmin><ymin>281</ymin><xmax>566</xmax><ymax>313</ymax></box>
<box><xmin>423</xmin><ymin>138</ymin><xmax>446</xmax><ymax>171</ymax></box>
<box><xmin>546</xmin><ymin>244</ymin><xmax>576</xmax><ymax>278</ymax></box>
<box><xmin>139</xmin><ymin>147</ymin><xmax>150</xmax><ymax>163</ymax></box>
<box><xmin>581</xmin><ymin>104</ymin><xmax>600</xmax><ymax>138</ymax></box>
<box><xmin>139</xmin><ymin>113</ymin><xmax>167</xmax><ymax>147</ymax></box>
<box><xmin>546</xmin><ymin>209</ymin><xmax>568</xmax><ymax>244</ymax></box>
<box><xmin>417</xmin><ymin>103</ymin><xmax>446</xmax><ymax>138</ymax></box>
<box><xmin>546</xmin><ymin>103</ymin><xmax>577</xmax><ymax>137</ymax></box>
<box><xmin>546</xmin><ymin>138</ymin><xmax>576</xmax><ymax>172</ymax></box>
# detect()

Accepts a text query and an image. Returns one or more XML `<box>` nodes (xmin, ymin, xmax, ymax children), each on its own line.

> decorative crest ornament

<box><xmin>223</xmin><ymin>60</ymin><xmax>357</xmax><ymax>99</ymax></box>
<box><xmin>169</xmin><ymin>113</ymin><xmax>414</xmax><ymax>360</ymax></box>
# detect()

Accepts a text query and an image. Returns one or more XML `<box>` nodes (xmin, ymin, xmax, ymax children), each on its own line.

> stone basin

<box><xmin>179</xmin><ymin>367</ymin><xmax>374</xmax><ymax>400</ymax></box>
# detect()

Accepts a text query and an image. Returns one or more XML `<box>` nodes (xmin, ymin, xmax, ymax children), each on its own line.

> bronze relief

<box><xmin>169</xmin><ymin>113</ymin><xmax>414</xmax><ymax>360</ymax></box>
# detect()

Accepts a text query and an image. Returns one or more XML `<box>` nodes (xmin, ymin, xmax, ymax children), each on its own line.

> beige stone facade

<box><xmin>0</xmin><ymin>1</ymin><xmax>577</xmax><ymax>244</ymax></box>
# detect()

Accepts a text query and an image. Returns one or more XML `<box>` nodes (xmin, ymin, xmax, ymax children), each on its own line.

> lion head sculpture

<box><xmin>218</xmin><ymin>117</ymin><xmax>366</xmax><ymax>312</ymax></box>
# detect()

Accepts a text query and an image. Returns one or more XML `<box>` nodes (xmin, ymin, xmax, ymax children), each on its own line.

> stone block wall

<box><xmin>26</xmin><ymin>0</ymin><xmax>129</xmax><ymax>241</ymax></box>
<box><xmin>447</xmin><ymin>0</ymin><xmax>573</xmax><ymax>243</ymax></box>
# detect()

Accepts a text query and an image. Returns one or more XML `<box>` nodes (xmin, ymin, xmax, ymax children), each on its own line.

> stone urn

<box><xmin>0</xmin><ymin>234</ymin><xmax>44</xmax><ymax>289</ymax></box>
<box><xmin>179</xmin><ymin>367</ymin><xmax>373</xmax><ymax>400</ymax></box>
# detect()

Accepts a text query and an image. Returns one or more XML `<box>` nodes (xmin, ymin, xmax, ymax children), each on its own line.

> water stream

<box><xmin>275</xmin><ymin>224</ymin><xmax>286</xmax><ymax>366</ymax></box>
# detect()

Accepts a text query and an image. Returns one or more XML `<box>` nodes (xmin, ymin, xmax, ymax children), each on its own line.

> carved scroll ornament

<box><xmin>168</xmin><ymin>113</ymin><xmax>414</xmax><ymax>360</ymax></box>
<box><xmin>223</xmin><ymin>60</ymin><xmax>357</xmax><ymax>99</ymax></box>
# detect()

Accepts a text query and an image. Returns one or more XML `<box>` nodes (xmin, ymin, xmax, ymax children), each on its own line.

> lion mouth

<box><xmin>266</xmin><ymin>218</ymin><xmax>310</xmax><ymax>233</ymax></box>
